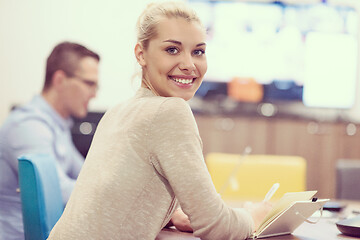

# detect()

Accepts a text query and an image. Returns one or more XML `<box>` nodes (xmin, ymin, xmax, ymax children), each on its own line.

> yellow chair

<box><xmin>206</xmin><ymin>153</ymin><xmax>306</xmax><ymax>201</ymax></box>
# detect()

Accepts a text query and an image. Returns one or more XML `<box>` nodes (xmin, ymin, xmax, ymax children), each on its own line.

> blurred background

<box><xmin>1</xmin><ymin>0</ymin><xmax>360</xmax><ymax>199</ymax></box>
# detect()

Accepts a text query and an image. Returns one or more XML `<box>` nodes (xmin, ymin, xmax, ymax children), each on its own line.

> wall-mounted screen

<box><xmin>189</xmin><ymin>0</ymin><xmax>359</xmax><ymax>109</ymax></box>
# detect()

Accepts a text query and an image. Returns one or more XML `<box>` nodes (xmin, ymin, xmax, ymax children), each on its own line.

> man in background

<box><xmin>0</xmin><ymin>41</ymin><xmax>100</xmax><ymax>240</ymax></box>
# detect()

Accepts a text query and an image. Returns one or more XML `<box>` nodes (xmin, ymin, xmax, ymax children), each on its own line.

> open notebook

<box><xmin>250</xmin><ymin>191</ymin><xmax>329</xmax><ymax>239</ymax></box>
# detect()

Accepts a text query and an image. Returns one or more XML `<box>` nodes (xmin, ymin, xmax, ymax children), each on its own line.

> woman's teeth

<box><xmin>172</xmin><ymin>77</ymin><xmax>194</xmax><ymax>84</ymax></box>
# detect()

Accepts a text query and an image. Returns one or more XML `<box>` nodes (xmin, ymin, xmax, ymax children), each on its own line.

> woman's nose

<box><xmin>179</xmin><ymin>54</ymin><xmax>196</xmax><ymax>72</ymax></box>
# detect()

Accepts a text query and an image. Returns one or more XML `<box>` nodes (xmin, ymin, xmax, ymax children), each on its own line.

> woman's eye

<box><xmin>193</xmin><ymin>49</ymin><xmax>205</xmax><ymax>56</ymax></box>
<box><xmin>166</xmin><ymin>47</ymin><xmax>179</xmax><ymax>55</ymax></box>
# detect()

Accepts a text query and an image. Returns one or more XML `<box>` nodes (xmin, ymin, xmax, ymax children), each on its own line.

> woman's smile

<box><xmin>169</xmin><ymin>75</ymin><xmax>196</xmax><ymax>88</ymax></box>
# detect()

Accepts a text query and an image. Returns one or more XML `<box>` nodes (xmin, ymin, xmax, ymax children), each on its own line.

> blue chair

<box><xmin>18</xmin><ymin>154</ymin><xmax>64</xmax><ymax>240</ymax></box>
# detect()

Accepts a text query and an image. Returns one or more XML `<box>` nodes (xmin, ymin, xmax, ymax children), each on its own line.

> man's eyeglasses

<box><xmin>72</xmin><ymin>75</ymin><xmax>99</xmax><ymax>91</ymax></box>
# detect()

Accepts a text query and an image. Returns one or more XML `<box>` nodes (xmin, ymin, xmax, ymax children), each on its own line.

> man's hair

<box><xmin>44</xmin><ymin>41</ymin><xmax>100</xmax><ymax>90</ymax></box>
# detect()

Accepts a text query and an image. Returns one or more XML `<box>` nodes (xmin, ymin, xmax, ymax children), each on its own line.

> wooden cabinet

<box><xmin>337</xmin><ymin>123</ymin><xmax>360</xmax><ymax>159</ymax></box>
<box><xmin>271</xmin><ymin>119</ymin><xmax>339</xmax><ymax>198</ymax></box>
<box><xmin>195</xmin><ymin>115</ymin><xmax>270</xmax><ymax>155</ymax></box>
<box><xmin>194</xmin><ymin>114</ymin><xmax>360</xmax><ymax>198</ymax></box>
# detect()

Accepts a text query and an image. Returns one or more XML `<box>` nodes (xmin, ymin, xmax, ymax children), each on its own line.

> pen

<box><xmin>263</xmin><ymin>183</ymin><xmax>280</xmax><ymax>202</ymax></box>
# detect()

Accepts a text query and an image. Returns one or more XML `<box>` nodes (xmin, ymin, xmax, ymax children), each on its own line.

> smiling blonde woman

<box><xmin>48</xmin><ymin>2</ymin><xmax>271</xmax><ymax>240</ymax></box>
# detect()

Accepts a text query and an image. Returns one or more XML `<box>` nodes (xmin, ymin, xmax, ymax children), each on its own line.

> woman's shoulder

<box><xmin>160</xmin><ymin>96</ymin><xmax>188</xmax><ymax>108</ymax></box>
<box><xmin>136</xmin><ymin>87</ymin><xmax>190</xmax><ymax>112</ymax></box>
<box><xmin>133</xmin><ymin>92</ymin><xmax>191</xmax><ymax>116</ymax></box>
<box><xmin>157</xmin><ymin>97</ymin><xmax>192</xmax><ymax>117</ymax></box>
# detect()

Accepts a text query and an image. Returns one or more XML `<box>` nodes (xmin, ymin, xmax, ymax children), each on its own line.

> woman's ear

<box><xmin>135</xmin><ymin>43</ymin><xmax>146</xmax><ymax>67</ymax></box>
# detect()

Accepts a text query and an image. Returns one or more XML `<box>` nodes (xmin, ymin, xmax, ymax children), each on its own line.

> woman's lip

<box><xmin>169</xmin><ymin>75</ymin><xmax>197</xmax><ymax>79</ymax></box>
<box><xmin>168</xmin><ymin>76</ymin><xmax>196</xmax><ymax>83</ymax></box>
<box><xmin>168</xmin><ymin>76</ymin><xmax>195</xmax><ymax>88</ymax></box>
<box><xmin>172</xmin><ymin>80</ymin><xmax>194</xmax><ymax>89</ymax></box>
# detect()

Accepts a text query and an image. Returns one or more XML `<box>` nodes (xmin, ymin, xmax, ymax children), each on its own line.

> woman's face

<box><xmin>136</xmin><ymin>17</ymin><xmax>207</xmax><ymax>101</ymax></box>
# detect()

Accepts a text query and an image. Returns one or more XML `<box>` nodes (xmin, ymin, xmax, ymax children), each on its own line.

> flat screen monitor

<box><xmin>189</xmin><ymin>0</ymin><xmax>359</xmax><ymax>109</ymax></box>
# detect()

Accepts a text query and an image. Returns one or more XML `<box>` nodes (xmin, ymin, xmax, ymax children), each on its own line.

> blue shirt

<box><xmin>0</xmin><ymin>95</ymin><xmax>84</xmax><ymax>240</ymax></box>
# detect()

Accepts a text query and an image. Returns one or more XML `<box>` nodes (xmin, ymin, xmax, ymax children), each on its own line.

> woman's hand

<box><xmin>243</xmin><ymin>201</ymin><xmax>273</xmax><ymax>231</ymax></box>
<box><xmin>169</xmin><ymin>208</ymin><xmax>193</xmax><ymax>232</ymax></box>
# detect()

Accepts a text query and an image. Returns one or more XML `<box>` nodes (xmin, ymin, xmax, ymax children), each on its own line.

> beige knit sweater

<box><xmin>48</xmin><ymin>87</ymin><xmax>254</xmax><ymax>240</ymax></box>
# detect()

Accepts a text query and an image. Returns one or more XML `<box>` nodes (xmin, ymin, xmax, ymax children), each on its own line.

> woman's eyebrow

<box><xmin>163</xmin><ymin>39</ymin><xmax>181</xmax><ymax>45</ymax></box>
<box><xmin>163</xmin><ymin>39</ymin><xmax>206</xmax><ymax>47</ymax></box>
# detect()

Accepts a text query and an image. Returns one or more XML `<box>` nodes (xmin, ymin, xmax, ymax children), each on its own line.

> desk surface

<box><xmin>156</xmin><ymin>201</ymin><xmax>360</xmax><ymax>240</ymax></box>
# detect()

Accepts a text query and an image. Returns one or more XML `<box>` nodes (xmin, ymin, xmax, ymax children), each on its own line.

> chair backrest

<box><xmin>206</xmin><ymin>153</ymin><xmax>306</xmax><ymax>201</ymax></box>
<box><xmin>336</xmin><ymin>159</ymin><xmax>360</xmax><ymax>200</ymax></box>
<box><xmin>18</xmin><ymin>154</ymin><xmax>64</xmax><ymax>240</ymax></box>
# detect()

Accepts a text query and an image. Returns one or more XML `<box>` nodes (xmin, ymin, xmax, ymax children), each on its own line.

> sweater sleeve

<box><xmin>149</xmin><ymin>97</ymin><xmax>254</xmax><ymax>240</ymax></box>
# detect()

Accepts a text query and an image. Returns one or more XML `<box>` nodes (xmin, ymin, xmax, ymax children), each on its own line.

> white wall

<box><xmin>0</xmin><ymin>0</ymin><xmax>160</xmax><ymax>124</ymax></box>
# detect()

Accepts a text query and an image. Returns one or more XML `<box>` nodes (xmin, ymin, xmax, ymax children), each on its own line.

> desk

<box><xmin>156</xmin><ymin>201</ymin><xmax>360</xmax><ymax>240</ymax></box>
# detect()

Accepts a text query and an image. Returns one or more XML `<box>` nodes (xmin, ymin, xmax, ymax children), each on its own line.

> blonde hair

<box><xmin>136</xmin><ymin>1</ymin><xmax>204</xmax><ymax>50</ymax></box>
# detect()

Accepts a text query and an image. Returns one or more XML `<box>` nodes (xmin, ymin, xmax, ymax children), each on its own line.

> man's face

<box><xmin>62</xmin><ymin>56</ymin><xmax>99</xmax><ymax>119</ymax></box>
